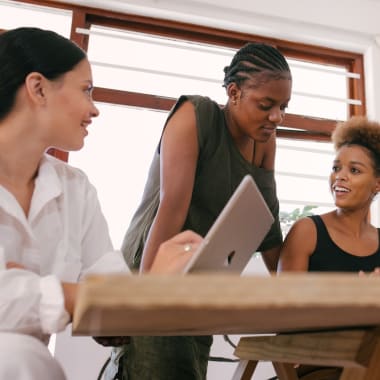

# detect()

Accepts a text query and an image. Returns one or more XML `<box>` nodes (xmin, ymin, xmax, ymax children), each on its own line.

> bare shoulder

<box><xmin>283</xmin><ymin>216</ymin><xmax>317</xmax><ymax>253</ymax></box>
<box><xmin>278</xmin><ymin>217</ymin><xmax>317</xmax><ymax>272</ymax></box>
<box><xmin>169</xmin><ymin>99</ymin><xmax>195</xmax><ymax>122</ymax></box>
<box><xmin>287</xmin><ymin>217</ymin><xmax>316</xmax><ymax>236</ymax></box>
<box><xmin>162</xmin><ymin>101</ymin><xmax>197</xmax><ymax>141</ymax></box>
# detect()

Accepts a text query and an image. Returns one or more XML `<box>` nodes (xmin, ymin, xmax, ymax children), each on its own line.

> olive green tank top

<box><xmin>122</xmin><ymin>95</ymin><xmax>282</xmax><ymax>269</ymax></box>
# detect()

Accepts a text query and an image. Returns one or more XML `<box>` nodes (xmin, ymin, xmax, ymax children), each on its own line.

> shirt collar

<box><xmin>0</xmin><ymin>154</ymin><xmax>63</xmax><ymax>228</ymax></box>
<box><xmin>29</xmin><ymin>154</ymin><xmax>63</xmax><ymax>222</ymax></box>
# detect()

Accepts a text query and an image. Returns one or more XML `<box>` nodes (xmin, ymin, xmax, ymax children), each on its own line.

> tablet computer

<box><xmin>182</xmin><ymin>175</ymin><xmax>274</xmax><ymax>274</ymax></box>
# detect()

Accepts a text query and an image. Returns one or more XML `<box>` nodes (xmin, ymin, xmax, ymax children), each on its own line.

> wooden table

<box><xmin>72</xmin><ymin>273</ymin><xmax>380</xmax><ymax>380</ymax></box>
<box><xmin>72</xmin><ymin>273</ymin><xmax>380</xmax><ymax>336</ymax></box>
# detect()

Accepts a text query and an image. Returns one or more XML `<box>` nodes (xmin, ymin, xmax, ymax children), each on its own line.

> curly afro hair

<box><xmin>331</xmin><ymin>116</ymin><xmax>380</xmax><ymax>176</ymax></box>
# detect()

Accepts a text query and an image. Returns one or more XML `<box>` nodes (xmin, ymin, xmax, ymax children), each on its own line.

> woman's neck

<box><xmin>223</xmin><ymin>105</ymin><xmax>254</xmax><ymax>161</ymax></box>
<box><xmin>330</xmin><ymin>208</ymin><xmax>372</xmax><ymax>237</ymax></box>
<box><xmin>0</xmin><ymin>139</ymin><xmax>42</xmax><ymax>188</ymax></box>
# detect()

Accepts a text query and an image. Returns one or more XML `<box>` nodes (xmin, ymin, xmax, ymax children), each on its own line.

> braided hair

<box><xmin>223</xmin><ymin>42</ymin><xmax>291</xmax><ymax>88</ymax></box>
<box><xmin>332</xmin><ymin>116</ymin><xmax>380</xmax><ymax>176</ymax></box>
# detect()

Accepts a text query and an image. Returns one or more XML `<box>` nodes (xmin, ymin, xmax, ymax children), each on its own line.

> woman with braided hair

<box><xmin>106</xmin><ymin>42</ymin><xmax>292</xmax><ymax>380</ymax></box>
<box><xmin>278</xmin><ymin>116</ymin><xmax>380</xmax><ymax>379</ymax></box>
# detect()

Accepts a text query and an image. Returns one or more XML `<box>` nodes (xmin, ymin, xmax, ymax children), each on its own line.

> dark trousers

<box><xmin>117</xmin><ymin>335</ymin><xmax>212</xmax><ymax>380</ymax></box>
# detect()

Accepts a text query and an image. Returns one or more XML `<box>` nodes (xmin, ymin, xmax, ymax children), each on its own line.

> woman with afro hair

<box><xmin>278</xmin><ymin>116</ymin><xmax>380</xmax><ymax>379</ymax></box>
<box><xmin>279</xmin><ymin>116</ymin><xmax>380</xmax><ymax>273</ymax></box>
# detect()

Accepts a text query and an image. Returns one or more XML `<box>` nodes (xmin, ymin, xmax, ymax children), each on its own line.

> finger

<box><xmin>171</xmin><ymin>230</ymin><xmax>203</xmax><ymax>244</ymax></box>
<box><xmin>370</xmin><ymin>268</ymin><xmax>380</xmax><ymax>277</ymax></box>
<box><xmin>6</xmin><ymin>261</ymin><xmax>26</xmax><ymax>270</ymax></box>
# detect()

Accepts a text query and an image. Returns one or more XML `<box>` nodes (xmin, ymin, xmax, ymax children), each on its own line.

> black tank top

<box><xmin>308</xmin><ymin>215</ymin><xmax>380</xmax><ymax>272</ymax></box>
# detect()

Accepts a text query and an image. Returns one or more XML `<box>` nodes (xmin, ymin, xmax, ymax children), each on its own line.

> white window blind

<box><xmin>0</xmin><ymin>0</ymin><xmax>71</xmax><ymax>36</ymax></box>
<box><xmin>78</xmin><ymin>25</ymin><xmax>361</xmax><ymax>121</ymax></box>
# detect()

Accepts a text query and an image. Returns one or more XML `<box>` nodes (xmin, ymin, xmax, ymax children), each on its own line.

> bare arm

<box><xmin>261</xmin><ymin>245</ymin><xmax>281</xmax><ymax>273</ymax></box>
<box><xmin>140</xmin><ymin>101</ymin><xmax>199</xmax><ymax>272</ymax></box>
<box><xmin>277</xmin><ymin>217</ymin><xmax>317</xmax><ymax>273</ymax></box>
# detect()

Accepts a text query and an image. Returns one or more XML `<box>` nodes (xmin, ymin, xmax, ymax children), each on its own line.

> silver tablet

<box><xmin>183</xmin><ymin>175</ymin><xmax>274</xmax><ymax>274</ymax></box>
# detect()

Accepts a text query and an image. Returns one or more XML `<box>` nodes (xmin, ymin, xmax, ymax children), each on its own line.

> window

<box><xmin>276</xmin><ymin>139</ymin><xmax>335</xmax><ymax>219</ymax></box>
<box><xmin>85</xmin><ymin>26</ymin><xmax>235</xmax><ymax>103</ymax></box>
<box><xmin>70</xmin><ymin>104</ymin><xmax>165</xmax><ymax>245</ymax></box>
<box><xmin>0</xmin><ymin>0</ymin><xmax>71</xmax><ymax>35</ymax></box>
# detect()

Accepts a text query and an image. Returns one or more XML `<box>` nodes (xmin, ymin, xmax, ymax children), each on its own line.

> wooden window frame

<box><xmin>13</xmin><ymin>0</ymin><xmax>367</xmax><ymax>149</ymax></box>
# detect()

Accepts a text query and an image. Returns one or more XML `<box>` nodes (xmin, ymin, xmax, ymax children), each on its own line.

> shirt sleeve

<box><xmin>79</xmin><ymin>179</ymin><xmax>129</xmax><ymax>279</ymax></box>
<box><xmin>0</xmin><ymin>269</ymin><xmax>69</xmax><ymax>337</ymax></box>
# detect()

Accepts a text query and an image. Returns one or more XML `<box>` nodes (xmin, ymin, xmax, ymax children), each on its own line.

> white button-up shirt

<box><xmin>0</xmin><ymin>154</ymin><xmax>128</xmax><ymax>341</ymax></box>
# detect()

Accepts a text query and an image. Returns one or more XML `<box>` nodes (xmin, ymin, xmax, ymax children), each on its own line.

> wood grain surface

<box><xmin>72</xmin><ymin>273</ymin><xmax>380</xmax><ymax>336</ymax></box>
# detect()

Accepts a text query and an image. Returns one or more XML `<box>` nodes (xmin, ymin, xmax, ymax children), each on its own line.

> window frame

<box><xmin>12</xmin><ymin>0</ymin><xmax>366</xmax><ymax>148</ymax></box>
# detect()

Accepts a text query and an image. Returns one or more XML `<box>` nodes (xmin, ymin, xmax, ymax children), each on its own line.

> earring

<box><xmin>233</xmin><ymin>98</ymin><xmax>237</xmax><ymax>105</ymax></box>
